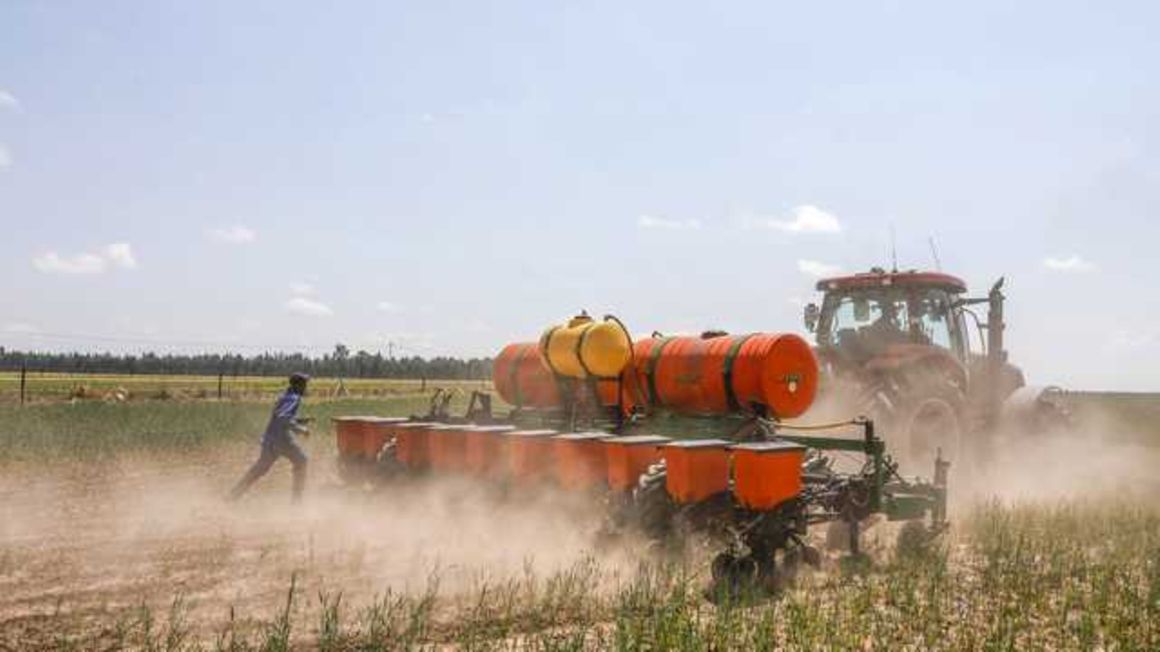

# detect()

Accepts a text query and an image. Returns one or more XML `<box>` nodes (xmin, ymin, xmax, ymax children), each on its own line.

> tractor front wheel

<box><xmin>632</xmin><ymin>461</ymin><xmax>673</xmax><ymax>541</ymax></box>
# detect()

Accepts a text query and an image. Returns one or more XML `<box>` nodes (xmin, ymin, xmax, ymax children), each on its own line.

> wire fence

<box><xmin>0</xmin><ymin>368</ymin><xmax>494</xmax><ymax>405</ymax></box>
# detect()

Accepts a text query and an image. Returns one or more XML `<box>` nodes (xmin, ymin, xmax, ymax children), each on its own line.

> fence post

<box><xmin>217</xmin><ymin>372</ymin><xmax>224</xmax><ymax>400</ymax></box>
<box><xmin>19</xmin><ymin>364</ymin><xmax>27</xmax><ymax>406</ymax></box>
<box><xmin>421</xmin><ymin>376</ymin><xmax>426</xmax><ymax>392</ymax></box>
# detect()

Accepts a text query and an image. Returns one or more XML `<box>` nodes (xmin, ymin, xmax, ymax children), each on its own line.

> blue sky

<box><xmin>1</xmin><ymin>1</ymin><xmax>1157</xmax><ymax>390</ymax></box>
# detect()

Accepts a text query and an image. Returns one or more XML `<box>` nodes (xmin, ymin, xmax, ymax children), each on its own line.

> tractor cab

<box><xmin>803</xmin><ymin>267</ymin><xmax>1039</xmax><ymax>440</ymax></box>
<box><xmin>805</xmin><ymin>268</ymin><xmax>970</xmax><ymax>366</ymax></box>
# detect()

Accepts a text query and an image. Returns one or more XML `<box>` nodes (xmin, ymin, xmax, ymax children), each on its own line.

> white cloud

<box><xmin>377</xmin><ymin>301</ymin><xmax>403</xmax><ymax>313</ymax></box>
<box><xmin>797</xmin><ymin>259</ymin><xmax>841</xmax><ymax>278</ymax></box>
<box><xmin>1042</xmin><ymin>255</ymin><xmax>1096</xmax><ymax>273</ymax></box>
<box><xmin>33</xmin><ymin>242</ymin><xmax>138</xmax><ymax>275</ymax></box>
<box><xmin>638</xmin><ymin>214</ymin><xmax>702</xmax><ymax>230</ymax></box>
<box><xmin>0</xmin><ymin>145</ymin><xmax>11</xmax><ymax>169</ymax></box>
<box><xmin>285</xmin><ymin>297</ymin><xmax>333</xmax><ymax>317</ymax></box>
<box><xmin>752</xmin><ymin>205</ymin><xmax>842</xmax><ymax>234</ymax></box>
<box><xmin>208</xmin><ymin>225</ymin><xmax>257</xmax><ymax>244</ymax></box>
<box><xmin>289</xmin><ymin>282</ymin><xmax>315</xmax><ymax>296</ymax></box>
<box><xmin>0</xmin><ymin>91</ymin><xmax>17</xmax><ymax>111</ymax></box>
<box><xmin>103</xmin><ymin>243</ymin><xmax>137</xmax><ymax>269</ymax></box>
<box><xmin>33</xmin><ymin>251</ymin><xmax>108</xmax><ymax>274</ymax></box>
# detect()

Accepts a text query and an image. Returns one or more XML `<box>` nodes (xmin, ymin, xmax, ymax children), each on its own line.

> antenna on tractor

<box><xmin>890</xmin><ymin>224</ymin><xmax>898</xmax><ymax>272</ymax></box>
<box><xmin>928</xmin><ymin>236</ymin><xmax>943</xmax><ymax>271</ymax></box>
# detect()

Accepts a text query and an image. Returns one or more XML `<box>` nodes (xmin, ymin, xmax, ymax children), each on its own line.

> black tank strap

<box><xmin>644</xmin><ymin>337</ymin><xmax>673</xmax><ymax>406</ymax></box>
<box><xmin>574</xmin><ymin>323</ymin><xmax>596</xmax><ymax>377</ymax></box>
<box><xmin>539</xmin><ymin>326</ymin><xmax>563</xmax><ymax>376</ymax></box>
<box><xmin>722</xmin><ymin>334</ymin><xmax>755</xmax><ymax>413</ymax></box>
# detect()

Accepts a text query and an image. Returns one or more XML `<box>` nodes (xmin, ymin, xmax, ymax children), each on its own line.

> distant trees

<box><xmin>0</xmin><ymin>346</ymin><xmax>493</xmax><ymax>380</ymax></box>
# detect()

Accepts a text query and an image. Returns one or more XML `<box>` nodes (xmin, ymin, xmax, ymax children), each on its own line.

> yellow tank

<box><xmin>539</xmin><ymin>312</ymin><xmax>632</xmax><ymax>379</ymax></box>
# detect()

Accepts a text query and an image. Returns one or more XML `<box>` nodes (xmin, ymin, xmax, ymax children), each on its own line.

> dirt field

<box><xmin>2</xmin><ymin>393</ymin><xmax>1159</xmax><ymax>649</ymax></box>
<box><xmin>0</xmin><ymin>450</ymin><xmax>643</xmax><ymax>649</ymax></box>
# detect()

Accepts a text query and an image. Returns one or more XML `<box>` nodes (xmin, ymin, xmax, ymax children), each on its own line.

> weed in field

<box><xmin>12</xmin><ymin>502</ymin><xmax>1160</xmax><ymax>650</ymax></box>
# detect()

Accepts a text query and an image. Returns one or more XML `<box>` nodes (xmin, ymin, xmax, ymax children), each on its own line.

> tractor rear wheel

<box><xmin>899</xmin><ymin>384</ymin><xmax>965</xmax><ymax>470</ymax></box>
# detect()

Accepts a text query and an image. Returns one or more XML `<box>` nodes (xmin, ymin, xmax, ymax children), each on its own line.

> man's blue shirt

<box><xmin>262</xmin><ymin>390</ymin><xmax>303</xmax><ymax>445</ymax></box>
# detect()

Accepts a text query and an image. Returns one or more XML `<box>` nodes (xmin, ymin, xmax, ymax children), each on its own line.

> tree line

<box><xmin>0</xmin><ymin>344</ymin><xmax>493</xmax><ymax>380</ymax></box>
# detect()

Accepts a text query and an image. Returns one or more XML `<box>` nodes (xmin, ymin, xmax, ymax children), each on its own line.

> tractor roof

<box><xmin>817</xmin><ymin>269</ymin><xmax>968</xmax><ymax>293</ymax></box>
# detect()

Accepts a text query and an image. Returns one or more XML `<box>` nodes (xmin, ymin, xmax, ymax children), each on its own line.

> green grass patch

<box><xmin>0</xmin><ymin>394</ymin><xmax>467</xmax><ymax>464</ymax></box>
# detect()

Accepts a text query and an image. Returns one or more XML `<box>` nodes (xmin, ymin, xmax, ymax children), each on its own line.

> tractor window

<box><xmin>823</xmin><ymin>292</ymin><xmax>911</xmax><ymax>345</ymax></box>
<box><xmin>818</xmin><ymin>286</ymin><xmax>966</xmax><ymax>359</ymax></box>
<box><xmin>909</xmin><ymin>287</ymin><xmax>965</xmax><ymax>355</ymax></box>
<box><xmin>914</xmin><ymin>292</ymin><xmax>953</xmax><ymax>350</ymax></box>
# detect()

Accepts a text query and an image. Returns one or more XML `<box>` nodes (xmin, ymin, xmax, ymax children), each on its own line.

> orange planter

<box><xmin>362</xmin><ymin>417</ymin><xmax>409</xmax><ymax>459</ymax></box>
<box><xmin>553</xmin><ymin>433</ymin><xmax>609</xmax><ymax>490</ymax></box>
<box><xmin>731</xmin><ymin>441</ymin><xmax>806</xmax><ymax>511</ymax></box>
<box><xmin>661</xmin><ymin>439</ymin><xmax>731</xmax><ymax>504</ymax></box>
<box><xmin>394</xmin><ymin>422</ymin><xmax>438</xmax><ymax>470</ymax></box>
<box><xmin>504</xmin><ymin>430</ymin><xmax>558</xmax><ymax>484</ymax></box>
<box><xmin>332</xmin><ymin>416</ymin><xmax>368</xmax><ymax>458</ymax></box>
<box><xmin>464</xmin><ymin>425</ymin><xmax>518</xmax><ymax>475</ymax></box>
<box><xmin>429</xmin><ymin>425</ymin><xmax>472</xmax><ymax>473</ymax></box>
<box><xmin>632</xmin><ymin>333</ymin><xmax>818</xmax><ymax>418</ymax></box>
<box><xmin>603</xmin><ymin>435</ymin><xmax>671</xmax><ymax>492</ymax></box>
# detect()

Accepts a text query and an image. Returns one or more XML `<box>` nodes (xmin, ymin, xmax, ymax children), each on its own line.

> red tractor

<box><xmin>802</xmin><ymin>268</ymin><xmax>1069</xmax><ymax>469</ymax></box>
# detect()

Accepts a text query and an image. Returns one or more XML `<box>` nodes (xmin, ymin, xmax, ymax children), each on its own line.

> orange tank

<box><xmin>603</xmin><ymin>435</ymin><xmax>671</xmax><ymax>492</ymax></box>
<box><xmin>661</xmin><ymin>439</ymin><xmax>731</xmax><ymax>504</ymax></box>
<box><xmin>731</xmin><ymin>441</ymin><xmax>806</xmax><ymax>510</ymax></box>
<box><xmin>493</xmin><ymin>343</ymin><xmax>560</xmax><ymax>408</ymax></box>
<box><xmin>394</xmin><ymin>422</ymin><xmax>437</xmax><ymax>470</ymax></box>
<box><xmin>493</xmin><ymin>341</ymin><xmax>627</xmax><ymax>410</ymax></box>
<box><xmin>633</xmin><ymin>333</ymin><xmax>818</xmax><ymax>418</ymax></box>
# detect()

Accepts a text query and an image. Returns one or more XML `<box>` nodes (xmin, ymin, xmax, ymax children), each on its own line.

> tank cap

<box><xmin>568</xmin><ymin>310</ymin><xmax>593</xmax><ymax>327</ymax></box>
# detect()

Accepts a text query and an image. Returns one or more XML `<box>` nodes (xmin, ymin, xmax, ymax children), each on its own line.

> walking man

<box><xmin>229</xmin><ymin>372</ymin><xmax>313</xmax><ymax>502</ymax></box>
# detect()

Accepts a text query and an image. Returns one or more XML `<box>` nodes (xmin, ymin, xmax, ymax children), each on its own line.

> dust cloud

<box><xmin>0</xmin><ymin>453</ymin><xmax>646</xmax><ymax>636</ymax></box>
<box><xmin>798</xmin><ymin>383</ymin><xmax>1160</xmax><ymax>505</ymax></box>
<box><xmin>956</xmin><ymin>405</ymin><xmax>1160</xmax><ymax>505</ymax></box>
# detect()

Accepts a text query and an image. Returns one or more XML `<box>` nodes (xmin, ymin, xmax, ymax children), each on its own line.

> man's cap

<box><xmin>289</xmin><ymin>372</ymin><xmax>311</xmax><ymax>384</ymax></box>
